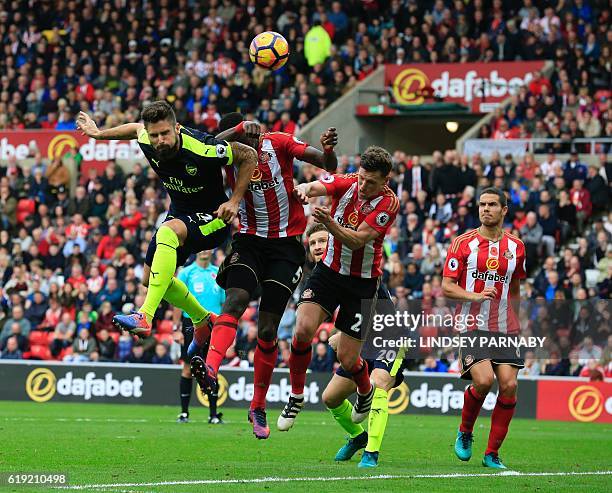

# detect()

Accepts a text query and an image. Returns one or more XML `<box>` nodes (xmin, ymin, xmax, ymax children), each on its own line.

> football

<box><xmin>249</xmin><ymin>31</ymin><xmax>290</xmax><ymax>70</ymax></box>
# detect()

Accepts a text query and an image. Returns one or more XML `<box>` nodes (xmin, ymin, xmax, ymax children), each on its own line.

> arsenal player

<box><xmin>277</xmin><ymin>146</ymin><xmax>399</xmax><ymax>432</ymax></box>
<box><xmin>189</xmin><ymin>113</ymin><xmax>338</xmax><ymax>439</ymax></box>
<box><xmin>442</xmin><ymin>187</ymin><xmax>527</xmax><ymax>470</ymax></box>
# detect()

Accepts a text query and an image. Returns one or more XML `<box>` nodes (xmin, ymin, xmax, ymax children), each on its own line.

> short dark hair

<box><xmin>306</xmin><ymin>223</ymin><xmax>328</xmax><ymax>238</ymax></box>
<box><xmin>141</xmin><ymin>100</ymin><xmax>176</xmax><ymax>126</ymax></box>
<box><xmin>219</xmin><ymin>112</ymin><xmax>244</xmax><ymax>132</ymax></box>
<box><xmin>360</xmin><ymin>146</ymin><xmax>392</xmax><ymax>177</ymax></box>
<box><xmin>479</xmin><ymin>187</ymin><xmax>507</xmax><ymax>207</ymax></box>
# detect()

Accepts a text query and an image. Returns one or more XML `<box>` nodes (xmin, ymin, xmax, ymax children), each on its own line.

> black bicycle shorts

<box><xmin>145</xmin><ymin>212</ymin><xmax>229</xmax><ymax>267</ymax></box>
<box><xmin>298</xmin><ymin>262</ymin><xmax>380</xmax><ymax>341</ymax></box>
<box><xmin>216</xmin><ymin>233</ymin><xmax>306</xmax><ymax>295</ymax></box>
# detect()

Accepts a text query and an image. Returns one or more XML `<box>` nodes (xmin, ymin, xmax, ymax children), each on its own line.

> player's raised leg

<box><xmin>455</xmin><ymin>360</ymin><xmax>495</xmax><ymax>462</ymax></box>
<box><xmin>277</xmin><ymin>302</ymin><xmax>327</xmax><ymax>431</ymax></box>
<box><xmin>322</xmin><ymin>372</ymin><xmax>367</xmax><ymax>461</ymax></box>
<box><xmin>483</xmin><ymin>364</ymin><xmax>518</xmax><ymax>469</ymax></box>
<box><xmin>114</xmin><ymin>219</ymin><xmax>188</xmax><ymax>336</ymax></box>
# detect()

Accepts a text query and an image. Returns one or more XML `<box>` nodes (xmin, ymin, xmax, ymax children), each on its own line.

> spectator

<box><xmin>563</xmin><ymin>152</ymin><xmax>588</xmax><ymax>185</ymax></box>
<box><xmin>127</xmin><ymin>343</ymin><xmax>150</xmax><ymax>364</ymax></box>
<box><xmin>50</xmin><ymin>313</ymin><xmax>76</xmax><ymax>358</ymax></box>
<box><xmin>578</xmin><ymin>336</ymin><xmax>603</xmax><ymax>364</ymax></box>
<box><xmin>97</xmin><ymin>225</ymin><xmax>122</xmax><ymax>262</ymax></box>
<box><xmin>537</xmin><ymin>204</ymin><xmax>558</xmax><ymax>257</ymax></box>
<box><xmin>0</xmin><ymin>336</ymin><xmax>23</xmax><ymax>359</ymax></box>
<box><xmin>520</xmin><ymin>212</ymin><xmax>543</xmax><ymax>272</ymax></box>
<box><xmin>152</xmin><ymin>343</ymin><xmax>173</xmax><ymax>365</ymax></box>
<box><xmin>0</xmin><ymin>305</ymin><xmax>32</xmax><ymax>339</ymax></box>
<box><xmin>309</xmin><ymin>342</ymin><xmax>334</xmax><ymax>372</ymax></box>
<box><xmin>24</xmin><ymin>291</ymin><xmax>48</xmax><ymax>327</ymax></box>
<box><xmin>0</xmin><ymin>322</ymin><xmax>28</xmax><ymax>353</ymax></box>
<box><xmin>305</xmin><ymin>21</ymin><xmax>332</xmax><ymax>67</ymax></box>
<box><xmin>277</xmin><ymin>302</ymin><xmax>296</xmax><ymax>342</ymax></box>
<box><xmin>569</xmin><ymin>179</ymin><xmax>592</xmax><ymax>234</ymax></box>
<box><xmin>65</xmin><ymin>328</ymin><xmax>97</xmax><ymax>362</ymax></box>
<box><xmin>45</xmin><ymin>159</ymin><xmax>70</xmax><ymax>191</ymax></box>
<box><xmin>519</xmin><ymin>350</ymin><xmax>541</xmax><ymax>376</ymax></box>
<box><xmin>585</xmin><ymin>165</ymin><xmax>608</xmax><ymax>214</ymax></box>
<box><xmin>423</xmin><ymin>355</ymin><xmax>448</xmax><ymax>373</ymax></box>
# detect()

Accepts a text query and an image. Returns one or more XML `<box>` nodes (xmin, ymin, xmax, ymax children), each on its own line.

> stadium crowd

<box><xmin>1</xmin><ymin>0</ymin><xmax>610</xmax><ymax>137</ymax></box>
<box><xmin>0</xmin><ymin>1</ymin><xmax>610</xmax><ymax>378</ymax></box>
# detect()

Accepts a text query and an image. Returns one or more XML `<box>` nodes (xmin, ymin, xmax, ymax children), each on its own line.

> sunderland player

<box><xmin>305</xmin><ymin>223</ymin><xmax>407</xmax><ymax>468</ymax></box>
<box><xmin>277</xmin><ymin>146</ymin><xmax>399</xmax><ymax>431</ymax></box>
<box><xmin>189</xmin><ymin>113</ymin><xmax>338</xmax><ymax>439</ymax></box>
<box><xmin>173</xmin><ymin>251</ymin><xmax>225</xmax><ymax>424</ymax></box>
<box><xmin>442</xmin><ymin>187</ymin><xmax>526</xmax><ymax>470</ymax></box>
<box><xmin>76</xmin><ymin>102</ymin><xmax>257</xmax><ymax>339</ymax></box>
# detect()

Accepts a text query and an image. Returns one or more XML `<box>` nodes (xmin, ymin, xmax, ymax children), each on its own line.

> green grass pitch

<box><xmin>0</xmin><ymin>401</ymin><xmax>610</xmax><ymax>492</ymax></box>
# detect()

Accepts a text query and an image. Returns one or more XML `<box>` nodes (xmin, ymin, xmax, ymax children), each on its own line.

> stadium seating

<box><xmin>0</xmin><ymin>1</ymin><xmax>608</xmax><ymax>378</ymax></box>
<box><xmin>156</xmin><ymin>320</ymin><xmax>174</xmax><ymax>335</ymax></box>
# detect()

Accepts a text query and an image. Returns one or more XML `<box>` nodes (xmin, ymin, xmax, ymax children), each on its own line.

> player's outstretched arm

<box><xmin>216</xmin><ymin>121</ymin><xmax>261</xmax><ymax>142</ymax></box>
<box><xmin>301</xmin><ymin>127</ymin><xmax>338</xmax><ymax>172</ymax></box>
<box><xmin>215</xmin><ymin>141</ymin><xmax>258</xmax><ymax>222</ymax></box>
<box><xmin>312</xmin><ymin>206</ymin><xmax>379</xmax><ymax>251</ymax></box>
<box><xmin>293</xmin><ymin>181</ymin><xmax>328</xmax><ymax>204</ymax></box>
<box><xmin>442</xmin><ymin>276</ymin><xmax>497</xmax><ymax>303</ymax></box>
<box><xmin>76</xmin><ymin>111</ymin><xmax>143</xmax><ymax>140</ymax></box>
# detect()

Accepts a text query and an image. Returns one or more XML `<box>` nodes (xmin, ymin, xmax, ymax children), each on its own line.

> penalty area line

<box><xmin>56</xmin><ymin>470</ymin><xmax>612</xmax><ymax>489</ymax></box>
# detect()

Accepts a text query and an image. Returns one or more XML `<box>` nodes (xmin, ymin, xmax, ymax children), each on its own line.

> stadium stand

<box><xmin>0</xmin><ymin>1</ymin><xmax>609</xmax><ymax>379</ymax></box>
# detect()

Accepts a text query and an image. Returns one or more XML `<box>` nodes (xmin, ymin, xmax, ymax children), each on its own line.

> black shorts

<box><xmin>145</xmin><ymin>212</ymin><xmax>230</xmax><ymax>267</ymax></box>
<box><xmin>337</xmin><ymin>355</ymin><xmax>407</xmax><ymax>389</ymax></box>
<box><xmin>370</xmin><ymin>357</ymin><xmax>409</xmax><ymax>388</ymax></box>
<box><xmin>179</xmin><ymin>317</ymin><xmax>210</xmax><ymax>361</ymax></box>
<box><xmin>217</xmin><ymin>233</ymin><xmax>306</xmax><ymax>295</ymax></box>
<box><xmin>298</xmin><ymin>262</ymin><xmax>380</xmax><ymax>340</ymax></box>
<box><xmin>459</xmin><ymin>331</ymin><xmax>525</xmax><ymax>380</ymax></box>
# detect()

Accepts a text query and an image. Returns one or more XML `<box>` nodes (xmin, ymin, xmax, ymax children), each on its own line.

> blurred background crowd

<box><xmin>0</xmin><ymin>0</ymin><xmax>610</xmax><ymax>379</ymax></box>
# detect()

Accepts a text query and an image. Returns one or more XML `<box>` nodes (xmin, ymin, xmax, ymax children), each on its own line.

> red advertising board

<box><xmin>536</xmin><ymin>380</ymin><xmax>612</xmax><ymax>423</ymax></box>
<box><xmin>0</xmin><ymin>131</ymin><xmax>142</xmax><ymax>166</ymax></box>
<box><xmin>385</xmin><ymin>61</ymin><xmax>546</xmax><ymax>113</ymax></box>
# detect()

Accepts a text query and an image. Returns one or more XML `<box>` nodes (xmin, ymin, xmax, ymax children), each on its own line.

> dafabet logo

<box><xmin>196</xmin><ymin>373</ymin><xmax>229</xmax><ymax>408</ymax></box>
<box><xmin>25</xmin><ymin>368</ymin><xmax>57</xmax><ymax>403</ymax></box>
<box><xmin>568</xmin><ymin>385</ymin><xmax>604</xmax><ymax>422</ymax></box>
<box><xmin>25</xmin><ymin>368</ymin><xmax>143</xmax><ymax>402</ymax></box>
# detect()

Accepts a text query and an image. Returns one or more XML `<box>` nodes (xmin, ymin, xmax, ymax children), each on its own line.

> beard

<box><xmin>155</xmin><ymin>143</ymin><xmax>178</xmax><ymax>160</ymax></box>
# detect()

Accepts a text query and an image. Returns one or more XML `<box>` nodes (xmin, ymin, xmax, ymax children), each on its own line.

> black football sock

<box><xmin>180</xmin><ymin>376</ymin><xmax>192</xmax><ymax>414</ymax></box>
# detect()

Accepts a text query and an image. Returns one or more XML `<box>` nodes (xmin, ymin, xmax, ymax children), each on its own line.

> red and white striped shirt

<box><xmin>226</xmin><ymin>132</ymin><xmax>309</xmax><ymax>238</ymax></box>
<box><xmin>443</xmin><ymin>230</ymin><xmax>527</xmax><ymax>334</ymax></box>
<box><xmin>320</xmin><ymin>173</ymin><xmax>399</xmax><ymax>278</ymax></box>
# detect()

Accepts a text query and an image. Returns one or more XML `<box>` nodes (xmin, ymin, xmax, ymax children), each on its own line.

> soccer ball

<box><xmin>249</xmin><ymin>31</ymin><xmax>290</xmax><ymax>70</ymax></box>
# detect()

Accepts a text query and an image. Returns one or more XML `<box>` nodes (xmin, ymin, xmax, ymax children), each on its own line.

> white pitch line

<box><xmin>55</xmin><ymin>470</ymin><xmax>612</xmax><ymax>490</ymax></box>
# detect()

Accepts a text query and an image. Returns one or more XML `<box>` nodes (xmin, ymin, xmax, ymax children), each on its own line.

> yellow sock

<box><xmin>140</xmin><ymin>226</ymin><xmax>179</xmax><ymax>322</ymax></box>
<box><xmin>365</xmin><ymin>388</ymin><xmax>389</xmax><ymax>452</ymax></box>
